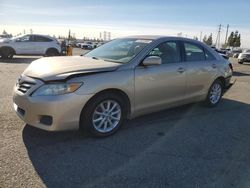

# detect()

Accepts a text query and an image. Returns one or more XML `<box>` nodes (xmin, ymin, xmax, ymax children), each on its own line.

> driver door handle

<box><xmin>212</xmin><ymin>64</ymin><xmax>217</xmax><ymax>69</ymax></box>
<box><xmin>177</xmin><ymin>67</ymin><xmax>185</xmax><ymax>73</ymax></box>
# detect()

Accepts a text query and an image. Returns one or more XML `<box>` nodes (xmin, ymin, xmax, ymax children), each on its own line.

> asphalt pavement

<box><xmin>1</xmin><ymin>53</ymin><xmax>250</xmax><ymax>188</ymax></box>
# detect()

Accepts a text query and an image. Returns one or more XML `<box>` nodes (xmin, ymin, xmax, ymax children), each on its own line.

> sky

<box><xmin>1</xmin><ymin>0</ymin><xmax>250</xmax><ymax>48</ymax></box>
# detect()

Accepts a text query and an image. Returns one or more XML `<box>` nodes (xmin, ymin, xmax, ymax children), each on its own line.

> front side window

<box><xmin>184</xmin><ymin>43</ymin><xmax>205</xmax><ymax>62</ymax></box>
<box><xmin>149</xmin><ymin>41</ymin><xmax>181</xmax><ymax>64</ymax></box>
<box><xmin>17</xmin><ymin>35</ymin><xmax>31</xmax><ymax>42</ymax></box>
<box><xmin>85</xmin><ymin>38</ymin><xmax>153</xmax><ymax>63</ymax></box>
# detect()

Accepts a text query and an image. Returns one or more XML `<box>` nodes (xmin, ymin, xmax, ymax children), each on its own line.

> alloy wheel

<box><xmin>92</xmin><ymin>100</ymin><xmax>121</xmax><ymax>133</ymax></box>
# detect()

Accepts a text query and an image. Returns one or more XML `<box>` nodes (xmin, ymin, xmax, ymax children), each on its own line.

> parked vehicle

<box><xmin>81</xmin><ymin>42</ymin><xmax>94</xmax><ymax>49</ymax></box>
<box><xmin>210</xmin><ymin>46</ymin><xmax>229</xmax><ymax>59</ymax></box>
<box><xmin>238</xmin><ymin>49</ymin><xmax>250</xmax><ymax>64</ymax></box>
<box><xmin>13</xmin><ymin>36</ymin><xmax>232</xmax><ymax>137</ymax></box>
<box><xmin>0</xmin><ymin>34</ymin><xmax>61</xmax><ymax>59</ymax></box>
<box><xmin>232</xmin><ymin>49</ymin><xmax>242</xmax><ymax>58</ymax></box>
<box><xmin>76</xmin><ymin>43</ymin><xmax>84</xmax><ymax>48</ymax></box>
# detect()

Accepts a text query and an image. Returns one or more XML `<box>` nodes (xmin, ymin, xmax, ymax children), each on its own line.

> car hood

<box><xmin>0</xmin><ymin>38</ymin><xmax>11</xmax><ymax>43</ymax></box>
<box><xmin>23</xmin><ymin>56</ymin><xmax>121</xmax><ymax>81</ymax></box>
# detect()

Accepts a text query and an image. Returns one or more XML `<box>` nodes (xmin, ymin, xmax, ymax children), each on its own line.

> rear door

<box><xmin>32</xmin><ymin>35</ymin><xmax>53</xmax><ymax>54</ymax></box>
<box><xmin>183</xmin><ymin>42</ymin><xmax>217</xmax><ymax>98</ymax></box>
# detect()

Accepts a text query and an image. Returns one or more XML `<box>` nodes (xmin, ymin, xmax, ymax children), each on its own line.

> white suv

<box><xmin>238</xmin><ymin>49</ymin><xmax>250</xmax><ymax>64</ymax></box>
<box><xmin>0</xmin><ymin>34</ymin><xmax>61</xmax><ymax>59</ymax></box>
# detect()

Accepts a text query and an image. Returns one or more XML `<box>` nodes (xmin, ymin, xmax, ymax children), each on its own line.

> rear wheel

<box><xmin>80</xmin><ymin>93</ymin><xmax>127</xmax><ymax>137</ymax></box>
<box><xmin>205</xmin><ymin>80</ymin><xmax>223</xmax><ymax>107</ymax></box>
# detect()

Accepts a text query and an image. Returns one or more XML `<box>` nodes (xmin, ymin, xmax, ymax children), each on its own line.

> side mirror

<box><xmin>142</xmin><ymin>56</ymin><xmax>162</xmax><ymax>66</ymax></box>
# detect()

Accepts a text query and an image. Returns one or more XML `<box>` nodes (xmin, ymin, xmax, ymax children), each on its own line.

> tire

<box><xmin>205</xmin><ymin>80</ymin><xmax>223</xmax><ymax>107</ymax></box>
<box><xmin>45</xmin><ymin>48</ymin><xmax>59</xmax><ymax>57</ymax></box>
<box><xmin>0</xmin><ymin>47</ymin><xmax>14</xmax><ymax>59</ymax></box>
<box><xmin>80</xmin><ymin>93</ymin><xmax>127</xmax><ymax>137</ymax></box>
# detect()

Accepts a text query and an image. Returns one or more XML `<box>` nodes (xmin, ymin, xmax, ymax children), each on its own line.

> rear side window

<box><xmin>149</xmin><ymin>41</ymin><xmax>181</xmax><ymax>64</ymax></box>
<box><xmin>184</xmin><ymin>43</ymin><xmax>205</xmax><ymax>61</ymax></box>
<box><xmin>34</xmin><ymin>36</ymin><xmax>53</xmax><ymax>42</ymax></box>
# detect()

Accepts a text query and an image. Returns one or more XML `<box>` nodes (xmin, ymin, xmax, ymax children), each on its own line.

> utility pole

<box><xmin>215</xmin><ymin>24</ymin><xmax>222</xmax><ymax>48</ymax></box>
<box><xmin>224</xmin><ymin>24</ymin><xmax>229</xmax><ymax>46</ymax></box>
<box><xmin>68</xmin><ymin>29</ymin><xmax>71</xmax><ymax>44</ymax></box>
<box><xmin>200</xmin><ymin>31</ymin><xmax>202</xmax><ymax>41</ymax></box>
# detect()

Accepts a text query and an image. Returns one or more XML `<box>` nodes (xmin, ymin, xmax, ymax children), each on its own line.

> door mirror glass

<box><xmin>142</xmin><ymin>56</ymin><xmax>162</xmax><ymax>66</ymax></box>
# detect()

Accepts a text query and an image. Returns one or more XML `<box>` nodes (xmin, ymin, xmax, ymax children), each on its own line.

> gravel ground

<box><xmin>1</xmin><ymin>55</ymin><xmax>250</xmax><ymax>188</ymax></box>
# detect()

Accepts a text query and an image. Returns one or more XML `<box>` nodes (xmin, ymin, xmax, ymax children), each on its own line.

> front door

<box><xmin>14</xmin><ymin>35</ymin><xmax>35</xmax><ymax>54</ymax></box>
<box><xmin>134</xmin><ymin>41</ymin><xmax>187</xmax><ymax>114</ymax></box>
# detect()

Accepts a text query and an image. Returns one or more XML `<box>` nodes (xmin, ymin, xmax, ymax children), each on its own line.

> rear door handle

<box><xmin>177</xmin><ymin>67</ymin><xmax>185</xmax><ymax>73</ymax></box>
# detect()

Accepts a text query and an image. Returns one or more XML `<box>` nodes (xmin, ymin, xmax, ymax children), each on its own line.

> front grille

<box><xmin>17</xmin><ymin>81</ymin><xmax>35</xmax><ymax>94</ymax></box>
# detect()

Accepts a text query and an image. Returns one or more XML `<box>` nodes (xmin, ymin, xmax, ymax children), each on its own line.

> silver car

<box><xmin>238</xmin><ymin>49</ymin><xmax>250</xmax><ymax>64</ymax></box>
<box><xmin>13</xmin><ymin>36</ymin><xmax>232</xmax><ymax>137</ymax></box>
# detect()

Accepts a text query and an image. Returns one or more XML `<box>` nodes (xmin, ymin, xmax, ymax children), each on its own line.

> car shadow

<box><xmin>239</xmin><ymin>62</ymin><xmax>250</xmax><ymax>66</ymax></box>
<box><xmin>233</xmin><ymin>71</ymin><xmax>250</xmax><ymax>77</ymax></box>
<box><xmin>0</xmin><ymin>57</ymin><xmax>40</xmax><ymax>64</ymax></box>
<box><xmin>23</xmin><ymin>99</ymin><xmax>250</xmax><ymax>188</ymax></box>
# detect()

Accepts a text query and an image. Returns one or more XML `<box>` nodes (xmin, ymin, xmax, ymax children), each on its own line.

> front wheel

<box><xmin>205</xmin><ymin>80</ymin><xmax>223</xmax><ymax>107</ymax></box>
<box><xmin>0</xmin><ymin>47</ymin><xmax>14</xmax><ymax>59</ymax></box>
<box><xmin>80</xmin><ymin>93</ymin><xmax>127</xmax><ymax>137</ymax></box>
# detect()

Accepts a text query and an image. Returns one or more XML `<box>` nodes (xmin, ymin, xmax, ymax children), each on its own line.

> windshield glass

<box><xmin>84</xmin><ymin>38</ymin><xmax>153</xmax><ymax>63</ymax></box>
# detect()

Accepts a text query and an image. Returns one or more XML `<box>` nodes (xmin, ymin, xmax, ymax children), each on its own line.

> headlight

<box><xmin>32</xmin><ymin>82</ymin><xmax>82</xmax><ymax>96</ymax></box>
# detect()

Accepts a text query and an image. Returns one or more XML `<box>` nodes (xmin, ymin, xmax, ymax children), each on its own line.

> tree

<box><xmin>227</xmin><ymin>31</ymin><xmax>241</xmax><ymax>48</ymax></box>
<box><xmin>193</xmin><ymin>36</ymin><xmax>198</xmax><ymax>40</ymax></box>
<box><xmin>206</xmin><ymin>34</ymin><xmax>213</xmax><ymax>45</ymax></box>
<box><xmin>227</xmin><ymin>32</ymin><xmax>234</xmax><ymax>47</ymax></box>
<box><xmin>203</xmin><ymin>34</ymin><xmax>213</xmax><ymax>46</ymax></box>
<box><xmin>203</xmin><ymin>35</ymin><xmax>207</xmax><ymax>43</ymax></box>
<box><xmin>235</xmin><ymin>34</ymin><xmax>241</xmax><ymax>47</ymax></box>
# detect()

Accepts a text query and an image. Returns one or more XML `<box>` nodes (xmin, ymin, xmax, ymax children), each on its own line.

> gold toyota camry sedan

<box><xmin>13</xmin><ymin>36</ymin><xmax>233</xmax><ymax>137</ymax></box>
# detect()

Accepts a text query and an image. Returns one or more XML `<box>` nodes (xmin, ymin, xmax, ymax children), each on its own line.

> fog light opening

<box><xmin>39</xmin><ymin>115</ymin><xmax>53</xmax><ymax>126</ymax></box>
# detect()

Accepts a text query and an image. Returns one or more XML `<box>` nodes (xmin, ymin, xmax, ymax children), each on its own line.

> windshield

<box><xmin>84</xmin><ymin>38</ymin><xmax>153</xmax><ymax>63</ymax></box>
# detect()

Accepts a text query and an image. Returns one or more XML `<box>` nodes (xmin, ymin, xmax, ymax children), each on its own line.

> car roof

<box><xmin>14</xmin><ymin>34</ymin><xmax>55</xmax><ymax>40</ymax></box>
<box><xmin>121</xmin><ymin>35</ymin><xmax>201</xmax><ymax>42</ymax></box>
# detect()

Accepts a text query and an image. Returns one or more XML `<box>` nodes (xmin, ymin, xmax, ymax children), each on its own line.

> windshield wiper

<box><xmin>102</xmin><ymin>59</ymin><xmax>123</xmax><ymax>64</ymax></box>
